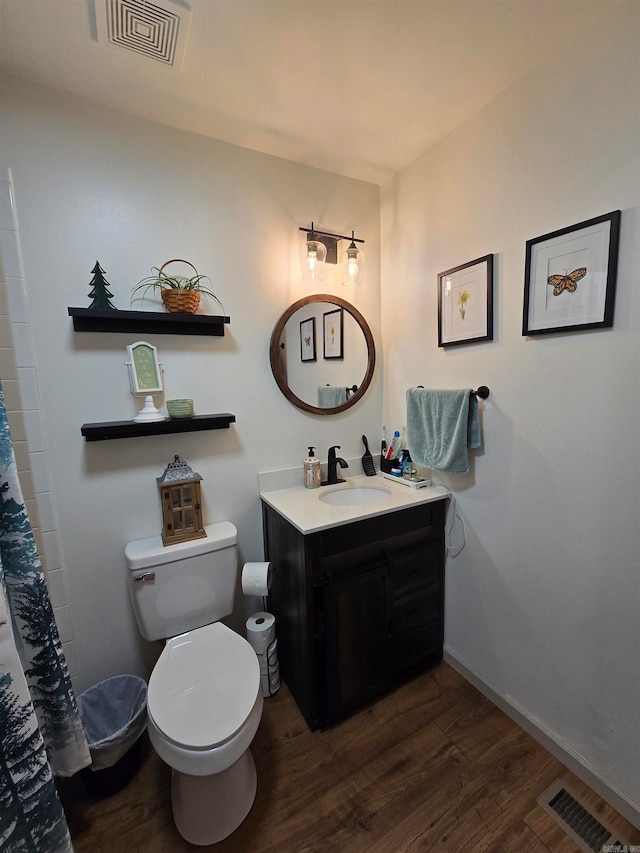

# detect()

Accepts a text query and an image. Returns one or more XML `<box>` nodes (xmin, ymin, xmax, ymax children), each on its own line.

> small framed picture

<box><xmin>323</xmin><ymin>308</ymin><xmax>344</xmax><ymax>359</ymax></box>
<box><xmin>438</xmin><ymin>254</ymin><xmax>493</xmax><ymax>347</ymax></box>
<box><xmin>523</xmin><ymin>210</ymin><xmax>621</xmax><ymax>336</ymax></box>
<box><xmin>300</xmin><ymin>317</ymin><xmax>316</xmax><ymax>362</ymax></box>
<box><xmin>126</xmin><ymin>341</ymin><xmax>163</xmax><ymax>394</ymax></box>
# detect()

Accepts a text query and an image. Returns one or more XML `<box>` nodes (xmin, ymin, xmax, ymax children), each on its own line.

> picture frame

<box><xmin>299</xmin><ymin>316</ymin><xmax>316</xmax><ymax>362</ymax></box>
<box><xmin>323</xmin><ymin>308</ymin><xmax>344</xmax><ymax>359</ymax></box>
<box><xmin>438</xmin><ymin>254</ymin><xmax>493</xmax><ymax>347</ymax></box>
<box><xmin>522</xmin><ymin>210</ymin><xmax>621</xmax><ymax>336</ymax></box>
<box><xmin>126</xmin><ymin>341</ymin><xmax>163</xmax><ymax>395</ymax></box>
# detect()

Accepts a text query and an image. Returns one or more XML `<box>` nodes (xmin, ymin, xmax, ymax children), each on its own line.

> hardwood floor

<box><xmin>58</xmin><ymin>663</ymin><xmax>639</xmax><ymax>852</ymax></box>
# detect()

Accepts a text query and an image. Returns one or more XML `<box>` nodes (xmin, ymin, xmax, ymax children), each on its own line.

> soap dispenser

<box><xmin>304</xmin><ymin>447</ymin><xmax>321</xmax><ymax>489</ymax></box>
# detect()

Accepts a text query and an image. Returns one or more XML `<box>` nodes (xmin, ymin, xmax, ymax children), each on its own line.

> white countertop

<box><xmin>260</xmin><ymin>473</ymin><xmax>450</xmax><ymax>534</ymax></box>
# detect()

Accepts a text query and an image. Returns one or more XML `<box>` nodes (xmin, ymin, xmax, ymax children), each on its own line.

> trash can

<box><xmin>77</xmin><ymin>674</ymin><xmax>147</xmax><ymax>798</ymax></box>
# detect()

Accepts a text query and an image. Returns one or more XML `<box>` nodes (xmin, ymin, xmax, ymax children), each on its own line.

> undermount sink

<box><xmin>318</xmin><ymin>484</ymin><xmax>392</xmax><ymax>506</ymax></box>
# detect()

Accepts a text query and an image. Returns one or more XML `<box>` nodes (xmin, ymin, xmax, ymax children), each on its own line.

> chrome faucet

<box><xmin>323</xmin><ymin>445</ymin><xmax>349</xmax><ymax>485</ymax></box>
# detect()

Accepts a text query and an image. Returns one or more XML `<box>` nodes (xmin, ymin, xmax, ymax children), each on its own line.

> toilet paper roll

<box><xmin>260</xmin><ymin>666</ymin><xmax>280</xmax><ymax>697</ymax></box>
<box><xmin>260</xmin><ymin>671</ymin><xmax>279</xmax><ymax>697</ymax></box>
<box><xmin>242</xmin><ymin>562</ymin><xmax>273</xmax><ymax>597</ymax></box>
<box><xmin>258</xmin><ymin>654</ymin><xmax>279</xmax><ymax>675</ymax></box>
<box><xmin>257</xmin><ymin>639</ymin><xmax>280</xmax><ymax>697</ymax></box>
<box><xmin>245</xmin><ymin>612</ymin><xmax>276</xmax><ymax>654</ymax></box>
<box><xmin>257</xmin><ymin>640</ymin><xmax>278</xmax><ymax>674</ymax></box>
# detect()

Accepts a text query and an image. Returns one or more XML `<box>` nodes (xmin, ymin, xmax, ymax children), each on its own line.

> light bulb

<box><xmin>308</xmin><ymin>247</ymin><xmax>318</xmax><ymax>276</ymax></box>
<box><xmin>300</xmin><ymin>238</ymin><xmax>326</xmax><ymax>282</ymax></box>
<box><xmin>342</xmin><ymin>239</ymin><xmax>362</xmax><ymax>287</ymax></box>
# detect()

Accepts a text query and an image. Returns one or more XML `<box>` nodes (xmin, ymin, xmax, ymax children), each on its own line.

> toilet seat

<box><xmin>148</xmin><ymin>622</ymin><xmax>260</xmax><ymax>750</ymax></box>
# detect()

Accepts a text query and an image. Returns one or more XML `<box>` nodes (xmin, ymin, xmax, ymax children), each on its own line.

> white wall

<box><xmin>0</xmin><ymin>76</ymin><xmax>381</xmax><ymax>692</ymax></box>
<box><xmin>381</xmin><ymin>4</ymin><xmax>640</xmax><ymax>815</ymax></box>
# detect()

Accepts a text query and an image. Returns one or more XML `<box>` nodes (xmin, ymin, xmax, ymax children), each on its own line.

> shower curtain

<box><xmin>0</xmin><ymin>381</ymin><xmax>90</xmax><ymax>852</ymax></box>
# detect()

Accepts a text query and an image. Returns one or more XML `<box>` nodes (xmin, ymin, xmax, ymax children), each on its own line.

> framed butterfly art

<box><xmin>300</xmin><ymin>316</ymin><xmax>316</xmax><ymax>362</ymax></box>
<box><xmin>522</xmin><ymin>210</ymin><xmax>621</xmax><ymax>335</ymax></box>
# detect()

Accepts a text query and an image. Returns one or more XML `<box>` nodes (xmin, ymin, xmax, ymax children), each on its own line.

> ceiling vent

<box><xmin>94</xmin><ymin>0</ymin><xmax>191</xmax><ymax>70</ymax></box>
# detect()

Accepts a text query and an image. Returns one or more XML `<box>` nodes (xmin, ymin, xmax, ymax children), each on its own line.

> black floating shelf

<box><xmin>68</xmin><ymin>307</ymin><xmax>230</xmax><ymax>336</ymax></box>
<box><xmin>81</xmin><ymin>413</ymin><xmax>236</xmax><ymax>442</ymax></box>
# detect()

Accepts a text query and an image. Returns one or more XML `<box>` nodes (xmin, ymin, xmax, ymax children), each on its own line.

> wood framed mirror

<box><xmin>270</xmin><ymin>294</ymin><xmax>376</xmax><ymax>415</ymax></box>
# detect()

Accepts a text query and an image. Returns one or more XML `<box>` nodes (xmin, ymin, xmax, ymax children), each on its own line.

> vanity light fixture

<box><xmin>299</xmin><ymin>223</ymin><xmax>365</xmax><ymax>284</ymax></box>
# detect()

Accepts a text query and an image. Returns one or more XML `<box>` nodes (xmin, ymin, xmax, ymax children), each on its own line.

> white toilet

<box><xmin>125</xmin><ymin>522</ymin><xmax>263</xmax><ymax>846</ymax></box>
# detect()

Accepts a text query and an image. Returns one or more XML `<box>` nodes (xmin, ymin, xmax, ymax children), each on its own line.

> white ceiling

<box><xmin>0</xmin><ymin>0</ymin><xmax>617</xmax><ymax>184</ymax></box>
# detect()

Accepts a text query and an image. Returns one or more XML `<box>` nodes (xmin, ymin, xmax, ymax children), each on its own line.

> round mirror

<box><xmin>270</xmin><ymin>294</ymin><xmax>375</xmax><ymax>415</ymax></box>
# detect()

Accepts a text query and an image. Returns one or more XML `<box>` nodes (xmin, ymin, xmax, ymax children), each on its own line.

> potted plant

<box><xmin>131</xmin><ymin>259</ymin><xmax>224</xmax><ymax>314</ymax></box>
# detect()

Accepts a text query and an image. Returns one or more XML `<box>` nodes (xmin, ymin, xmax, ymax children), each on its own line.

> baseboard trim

<box><xmin>443</xmin><ymin>648</ymin><xmax>640</xmax><ymax>830</ymax></box>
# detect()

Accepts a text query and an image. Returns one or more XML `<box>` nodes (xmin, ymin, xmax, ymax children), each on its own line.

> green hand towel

<box><xmin>318</xmin><ymin>386</ymin><xmax>347</xmax><ymax>408</ymax></box>
<box><xmin>406</xmin><ymin>388</ymin><xmax>480</xmax><ymax>474</ymax></box>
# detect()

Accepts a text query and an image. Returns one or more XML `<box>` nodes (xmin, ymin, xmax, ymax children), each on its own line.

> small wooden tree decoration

<box><xmin>157</xmin><ymin>455</ymin><xmax>206</xmax><ymax>546</ymax></box>
<box><xmin>87</xmin><ymin>261</ymin><xmax>116</xmax><ymax>309</ymax></box>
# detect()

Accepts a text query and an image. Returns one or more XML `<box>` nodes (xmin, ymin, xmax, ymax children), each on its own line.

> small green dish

<box><xmin>167</xmin><ymin>399</ymin><xmax>194</xmax><ymax>419</ymax></box>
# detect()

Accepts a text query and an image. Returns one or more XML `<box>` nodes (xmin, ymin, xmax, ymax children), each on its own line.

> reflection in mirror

<box><xmin>270</xmin><ymin>294</ymin><xmax>375</xmax><ymax>415</ymax></box>
<box><xmin>287</xmin><ymin>307</ymin><xmax>366</xmax><ymax>407</ymax></box>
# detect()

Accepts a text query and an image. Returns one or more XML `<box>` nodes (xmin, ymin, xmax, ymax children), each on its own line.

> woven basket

<box><xmin>161</xmin><ymin>289</ymin><xmax>200</xmax><ymax>314</ymax></box>
<box><xmin>159</xmin><ymin>259</ymin><xmax>201</xmax><ymax>314</ymax></box>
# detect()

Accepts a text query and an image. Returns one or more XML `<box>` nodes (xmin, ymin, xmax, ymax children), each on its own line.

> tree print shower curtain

<box><xmin>0</xmin><ymin>381</ymin><xmax>90</xmax><ymax>852</ymax></box>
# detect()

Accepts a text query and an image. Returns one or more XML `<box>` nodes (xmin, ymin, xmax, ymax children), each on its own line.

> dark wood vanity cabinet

<box><xmin>261</xmin><ymin>498</ymin><xmax>447</xmax><ymax>729</ymax></box>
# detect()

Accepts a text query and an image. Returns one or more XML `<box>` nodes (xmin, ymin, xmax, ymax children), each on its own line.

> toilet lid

<box><xmin>148</xmin><ymin>622</ymin><xmax>260</xmax><ymax>749</ymax></box>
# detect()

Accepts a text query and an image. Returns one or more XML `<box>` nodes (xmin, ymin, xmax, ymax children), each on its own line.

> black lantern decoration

<box><xmin>157</xmin><ymin>455</ymin><xmax>206</xmax><ymax>546</ymax></box>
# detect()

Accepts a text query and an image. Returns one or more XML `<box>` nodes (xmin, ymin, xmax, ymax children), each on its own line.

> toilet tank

<box><xmin>125</xmin><ymin>521</ymin><xmax>238</xmax><ymax>642</ymax></box>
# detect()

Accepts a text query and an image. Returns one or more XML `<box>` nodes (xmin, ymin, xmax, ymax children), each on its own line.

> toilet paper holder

<box><xmin>245</xmin><ymin>610</ymin><xmax>280</xmax><ymax>697</ymax></box>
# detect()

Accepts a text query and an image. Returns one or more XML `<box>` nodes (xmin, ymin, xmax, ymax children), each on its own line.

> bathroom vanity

<box><xmin>260</xmin><ymin>476</ymin><xmax>448</xmax><ymax>729</ymax></box>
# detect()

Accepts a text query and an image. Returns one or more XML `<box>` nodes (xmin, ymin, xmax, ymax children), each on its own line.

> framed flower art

<box><xmin>323</xmin><ymin>308</ymin><xmax>344</xmax><ymax>359</ymax></box>
<box><xmin>438</xmin><ymin>254</ymin><xmax>494</xmax><ymax>347</ymax></box>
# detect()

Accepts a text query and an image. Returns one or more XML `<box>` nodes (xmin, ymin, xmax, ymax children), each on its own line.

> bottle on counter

<box><xmin>303</xmin><ymin>446</ymin><xmax>321</xmax><ymax>489</ymax></box>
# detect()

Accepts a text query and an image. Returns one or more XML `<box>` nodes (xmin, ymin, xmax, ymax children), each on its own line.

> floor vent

<box><xmin>94</xmin><ymin>0</ymin><xmax>191</xmax><ymax>70</ymax></box>
<box><xmin>538</xmin><ymin>779</ymin><xmax>630</xmax><ymax>853</ymax></box>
